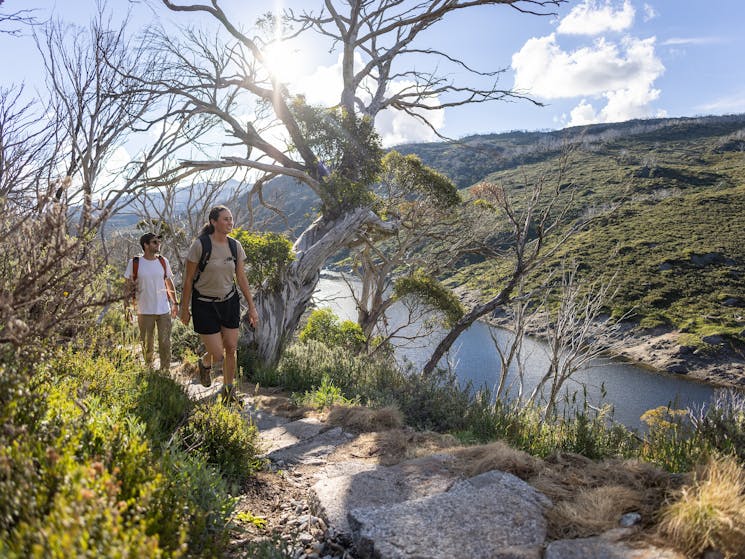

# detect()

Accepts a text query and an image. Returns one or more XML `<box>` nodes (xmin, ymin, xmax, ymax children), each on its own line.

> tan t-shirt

<box><xmin>187</xmin><ymin>236</ymin><xmax>247</xmax><ymax>299</ymax></box>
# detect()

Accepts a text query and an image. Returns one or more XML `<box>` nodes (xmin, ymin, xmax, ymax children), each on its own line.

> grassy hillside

<box><xmin>450</xmin><ymin>114</ymin><xmax>745</xmax><ymax>343</ymax></box>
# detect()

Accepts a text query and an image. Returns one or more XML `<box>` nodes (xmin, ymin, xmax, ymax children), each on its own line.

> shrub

<box><xmin>0</xmin><ymin>191</ymin><xmax>120</xmax><ymax>352</ymax></box>
<box><xmin>689</xmin><ymin>389</ymin><xmax>745</xmax><ymax>465</ymax></box>
<box><xmin>232</xmin><ymin>228</ymin><xmax>295</xmax><ymax>292</ymax></box>
<box><xmin>177</xmin><ymin>403</ymin><xmax>263</xmax><ymax>487</ymax></box>
<box><xmin>1</xmin><ymin>461</ymin><xmax>163</xmax><ymax>559</ymax></box>
<box><xmin>170</xmin><ymin>319</ymin><xmax>201</xmax><ymax>361</ymax></box>
<box><xmin>151</xmin><ymin>448</ymin><xmax>234</xmax><ymax>555</ymax></box>
<box><xmin>640</xmin><ymin>406</ymin><xmax>707</xmax><ymax>472</ymax></box>
<box><xmin>0</xmin><ymin>345</ymin><xmax>238</xmax><ymax>558</ymax></box>
<box><xmin>658</xmin><ymin>456</ymin><xmax>745</xmax><ymax>558</ymax></box>
<box><xmin>298</xmin><ymin>308</ymin><xmax>366</xmax><ymax>352</ymax></box>
<box><xmin>293</xmin><ymin>374</ymin><xmax>359</xmax><ymax>410</ymax></box>
<box><xmin>134</xmin><ymin>372</ymin><xmax>193</xmax><ymax>446</ymax></box>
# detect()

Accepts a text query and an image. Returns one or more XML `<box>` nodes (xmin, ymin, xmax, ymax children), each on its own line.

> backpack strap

<box><xmin>130</xmin><ymin>256</ymin><xmax>140</xmax><ymax>306</ymax></box>
<box><xmin>157</xmin><ymin>255</ymin><xmax>168</xmax><ymax>280</ymax></box>
<box><xmin>227</xmin><ymin>237</ymin><xmax>238</xmax><ymax>272</ymax></box>
<box><xmin>192</xmin><ymin>234</ymin><xmax>239</xmax><ymax>296</ymax></box>
<box><xmin>133</xmin><ymin>255</ymin><xmax>168</xmax><ymax>281</ymax></box>
<box><xmin>193</xmin><ymin>233</ymin><xmax>212</xmax><ymax>286</ymax></box>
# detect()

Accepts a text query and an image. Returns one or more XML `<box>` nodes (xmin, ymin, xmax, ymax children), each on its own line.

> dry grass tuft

<box><xmin>328</xmin><ymin>428</ymin><xmax>457</xmax><ymax>466</ymax></box>
<box><xmin>253</xmin><ymin>394</ymin><xmax>310</xmax><ymax>419</ymax></box>
<box><xmin>450</xmin><ymin>441</ymin><xmax>544</xmax><ymax>480</ymax></box>
<box><xmin>327</xmin><ymin>405</ymin><xmax>403</xmax><ymax>432</ymax></box>
<box><xmin>531</xmin><ymin>452</ymin><xmax>675</xmax><ymax>540</ymax></box>
<box><xmin>657</xmin><ymin>456</ymin><xmax>745</xmax><ymax>559</ymax></box>
<box><xmin>547</xmin><ymin>485</ymin><xmax>644</xmax><ymax>539</ymax></box>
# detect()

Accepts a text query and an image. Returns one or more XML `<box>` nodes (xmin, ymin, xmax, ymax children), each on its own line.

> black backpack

<box><xmin>193</xmin><ymin>233</ymin><xmax>239</xmax><ymax>286</ymax></box>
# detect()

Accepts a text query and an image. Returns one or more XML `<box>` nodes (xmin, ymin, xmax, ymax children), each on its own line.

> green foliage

<box><xmin>232</xmin><ymin>228</ymin><xmax>295</xmax><ymax>292</ymax></box>
<box><xmin>234</xmin><ymin>510</ymin><xmax>267</xmax><ymax>529</ymax></box>
<box><xmin>3</xmin><ymin>460</ymin><xmax>164</xmax><ymax>559</ymax></box>
<box><xmin>394</xmin><ymin>271</ymin><xmax>465</xmax><ymax>326</ymax></box>
<box><xmin>298</xmin><ymin>308</ymin><xmax>367</xmax><ymax>352</ymax></box>
<box><xmin>0</xmin><ymin>342</ymin><xmax>240</xmax><ymax>558</ymax></box>
<box><xmin>170</xmin><ymin>319</ymin><xmax>201</xmax><ymax>360</ymax></box>
<box><xmin>134</xmin><ymin>373</ymin><xmax>193</xmax><ymax>446</ymax></box>
<box><xmin>152</xmin><ymin>448</ymin><xmax>234</xmax><ymax>555</ymax></box>
<box><xmin>293</xmin><ymin>374</ymin><xmax>360</xmax><ymax>410</ymax></box>
<box><xmin>382</xmin><ymin>151</ymin><xmax>461</xmax><ymax>208</ymax></box>
<box><xmin>177</xmin><ymin>403</ymin><xmax>263</xmax><ymax>486</ymax></box>
<box><xmin>640</xmin><ymin>406</ymin><xmax>706</xmax><ymax>472</ymax></box>
<box><xmin>291</xmin><ymin>99</ymin><xmax>383</xmax><ymax>214</ymax></box>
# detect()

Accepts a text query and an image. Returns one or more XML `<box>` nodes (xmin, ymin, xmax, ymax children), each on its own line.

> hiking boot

<box><xmin>197</xmin><ymin>359</ymin><xmax>212</xmax><ymax>387</ymax></box>
<box><xmin>218</xmin><ymin>385</ymin><xmax>243</xmax><ymax>409</ymax></box>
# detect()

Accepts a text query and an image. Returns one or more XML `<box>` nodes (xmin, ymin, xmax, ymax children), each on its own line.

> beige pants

<box><xmin>137</xmin><ymin>313</ymin><xmax>172</xmax><ymax>371</ymax></box>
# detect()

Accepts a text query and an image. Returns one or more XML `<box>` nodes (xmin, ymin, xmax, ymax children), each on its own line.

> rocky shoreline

<box><xmin>456</xmin><ymin>287</ymin><xmax>745</xmax><ymax>391</ymax></box>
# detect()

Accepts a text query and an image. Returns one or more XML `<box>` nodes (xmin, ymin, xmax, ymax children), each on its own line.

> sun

<box><xmin>262</xmin><ymin>41</ymin><xmax>303</xmax><ymax>85</ymax></box>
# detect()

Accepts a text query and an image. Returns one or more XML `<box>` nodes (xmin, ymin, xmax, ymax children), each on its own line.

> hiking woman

<box><xmin>180</xmin><ymin>205</ymin><xmax>259</xmax><ymax>404</ymax></box>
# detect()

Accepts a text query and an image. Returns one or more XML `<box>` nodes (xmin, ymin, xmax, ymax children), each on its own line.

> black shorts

<box><xmin>191</xmin><ymin>291</ymin><xmax>240</xmax><ymax>335</ymax></box>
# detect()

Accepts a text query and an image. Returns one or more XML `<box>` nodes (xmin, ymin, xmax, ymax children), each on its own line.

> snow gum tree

<box><xmin>155</xmin><ymin>0</ymin><xmax>565</xmax><ymax>367</ymax></box>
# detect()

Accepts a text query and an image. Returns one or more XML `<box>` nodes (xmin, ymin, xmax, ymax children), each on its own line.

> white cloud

<box><xmin>642</xmin><ymin>3</ymin><xmax>658</xmax><ymax>22</ymax></box>
<box><xmin>513</xmin><ymin>34</ymin><xmax>663</xmax><ymax>99</ymax></box>
<box><xmin>697</xmin><ymin>91</ymin><xmax>745</xmax><ymax>114</ymax></box>
<box><xmin>512</xmin><ymin>33</ymin><xmax>664</xmax><ymax>126</ymax></box>
<box><xmin>661</xmin><ymin>37</ymin><xmax>722</xmax><ymax>46</ymax></box>
<box><xmin>568</xmin><ymin>100</ymin><xmax>599</xmax><ymax>126</ymax></box>
<box><xmin>557</xmin><ymin>0</ymin><xmax>635</xmax><ymax>35</ymax></box>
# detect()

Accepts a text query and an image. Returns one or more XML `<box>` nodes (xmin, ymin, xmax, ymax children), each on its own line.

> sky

<box><xmin>2</xmin><ymin>0</ymin><xmax>745</xmax><ymax>148</ymax></box>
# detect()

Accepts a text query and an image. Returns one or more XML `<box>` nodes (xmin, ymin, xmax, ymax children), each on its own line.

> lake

<box><xmin>313</xmin><ymin>272</ymin><xmax>717</xmax><ymax>430</ymax></box>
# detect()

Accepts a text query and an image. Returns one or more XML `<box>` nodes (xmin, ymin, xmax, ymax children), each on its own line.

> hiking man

<box><xmin>124</xmin><ymin>232</ymin><xmax>179</xmax><ymax>372</ymax></box>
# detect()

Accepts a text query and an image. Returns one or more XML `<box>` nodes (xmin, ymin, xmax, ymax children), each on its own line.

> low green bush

<box><xmin>299</xmin><ymin>308</ymin><xmax>366</xmax><ymax>352</ymax></box>
<box><xmin>171</xmin><ymin>319</ymin><xmax>202</xmax><ymax>361</ymax></box>
<box><xmin>134</xmin><ymin>372</ymin><xmax>193</xmax><ymax>446</ymax></box>
<box><xmin>293</xmin><ymin>374</ymin><xmax>360</xmax><ymax>410</ymax></box>
<box><xmin>177</xmin><ymin>403</ymin><xmax>263</xmax><ymax>487</ymax></box>
<box><xmin>2</xmin><ymin>461</ymin><xmax>163</xmax><ymax>559</ymax></box>
<box><xmin>0</xmin><ymin>345</ymin><xmax>242</xmax><ymax>558</ymax></box>
<box><xmin>640</xmin><ymin>406</ymin><xmax>707</xmax><ymax>472</ymax></box>
<box><xmin>151</xmin><ymin>448</ymin><xmax>235</xmax><ymax>555</ymax></box>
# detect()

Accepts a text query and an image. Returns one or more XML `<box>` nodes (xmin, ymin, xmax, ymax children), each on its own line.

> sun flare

<box><xmin>262</xmin><ymin>41</ymin><xmax>303</xmax><ymax>85</ymax></box>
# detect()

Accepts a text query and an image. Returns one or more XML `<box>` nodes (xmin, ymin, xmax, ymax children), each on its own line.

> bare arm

<box><xmin>236</xmin><ymin>258</ymin><xmax>258</xmax><ymax>328</ymax></box>
<box><xmin>179</xmin><ymin>259</ymin><xmax>198</xmax><ymax>325</ymax></box>
<box><xmin>165</xmin><ymin>276</ymin><xmax>179</xmax><ymax>317</ymax></box>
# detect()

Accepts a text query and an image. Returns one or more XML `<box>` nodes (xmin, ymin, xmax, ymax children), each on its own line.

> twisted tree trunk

<box><xmin>242</xmin><ymin>206</ymin><xmax>394</xmax><ymax>367</ymax></box>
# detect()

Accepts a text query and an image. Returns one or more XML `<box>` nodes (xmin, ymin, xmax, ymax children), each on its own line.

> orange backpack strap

<box><xmin>157</xmin><ymin>255</ymin><xmax>168</xmax><ymax>279</ymax></box>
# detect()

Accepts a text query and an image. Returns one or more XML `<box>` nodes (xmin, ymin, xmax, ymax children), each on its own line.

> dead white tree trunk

<box><xmin>244</xmin><ymin>207</ymin><xmax>394</xmax><ymax>365</ymax></box>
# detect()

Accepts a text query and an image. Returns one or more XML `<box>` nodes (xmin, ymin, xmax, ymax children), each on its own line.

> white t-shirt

<box><xmin>124</xmin><ymin>256</ymin><xmax>174</xmax><ymax>315</ymax></box>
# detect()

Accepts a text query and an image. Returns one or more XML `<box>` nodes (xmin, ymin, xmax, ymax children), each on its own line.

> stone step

<box><xmin>349</xmin><ymin>469</ymin><xmax>551</xmax><ymax>559</ymax></box>
<box><xmin>241</xmin><ymin>402</ymin><xmax>292</xmax><ymax>432</ymax></box>
<box><xmin>169</xmin><ymin>371</ymin><xmax>689</xmax><ymax>559</ymax></box>
<box><xmin>310</xmin><ymin>453</ymin><xmax>460</xmax><ymax>538</ymax></box>
<box><xmin>261</xmin><ymin>418</ymin><xmax>357</xmax><ymax>467</ymax></box>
